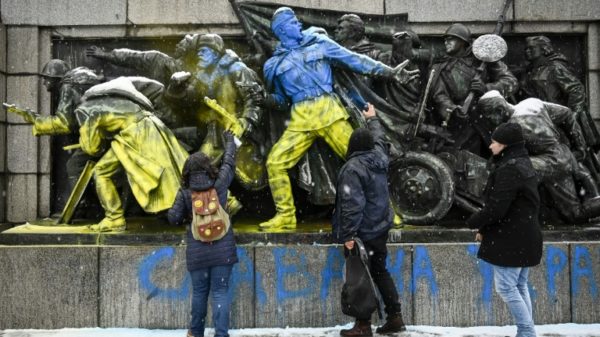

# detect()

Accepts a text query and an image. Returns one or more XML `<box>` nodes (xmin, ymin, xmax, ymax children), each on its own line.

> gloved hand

<box><xmin>223</xmin><ymin>129</ymin><xmax>235</xmax><ymax>143</ymax></box>
<box><xmin>392</xmin><ymin>59</ymin><xmax>420</xmax><ymax>84</ymax></box>
<box><xmin>470</xmin><ymin>78</ymin><xmax>486</xmax><ymax>96</ymax></box>
<box><xmin>85</xmin><ymin>46</ymin><xmax>108</xmax><ymax>59</ymax></box>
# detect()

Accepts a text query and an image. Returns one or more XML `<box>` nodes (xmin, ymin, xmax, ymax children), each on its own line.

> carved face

<box><xmin>444</xmin><ymin>36</ymin><xmax>466</xmax><ymax>55</ymax></box>
<box><xmin>525</xmin><ymin>41</ymin><xmax>543</xmax><ymax>61</ymax></box>
<box><xmin>196</xmin><ymin>46</ymin><xmax>220</xmax><ymax>69</ymax></box>
<box><xmin>277</xmin><ymin>16</ymin><xmax>303</xmax><ymax>42</ymax></box>
<box><xmin>42</xmin><ymin>77</ymin><xmax>61</xmax><ymax>93</ymax></box>
<box><xmin>489</xmin><ymin>140</ymin><xmax>507</xmax><ymax>156</ymax></box>
<box><xmin>334</xmin><ymin>20</ymin><xmax>357</xmax><ymax>44</ymax></box>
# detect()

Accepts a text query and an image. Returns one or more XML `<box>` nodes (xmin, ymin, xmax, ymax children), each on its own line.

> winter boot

<box><xmin>375</xmin><ymin>313</ymin><xmax>407</xmax><ymax>334</ymax></box>
<box><xmin>340</xmin><ymin>320</ymin><xmax>372</xmax><ymax>337</ymax></box>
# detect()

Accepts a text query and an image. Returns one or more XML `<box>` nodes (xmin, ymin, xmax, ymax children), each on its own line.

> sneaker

<box><xmin>258</xmin><ymin>213</ymin><xmax>297</xmax><ymax>232</ymax></box>
<box><xmin>375</xmin><ymin>313</ymin><xmax>406</xmax><ymax>334</ymax></box>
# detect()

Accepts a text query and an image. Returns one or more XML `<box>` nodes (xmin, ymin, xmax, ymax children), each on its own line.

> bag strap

<box><xmin>352</xmin><ymin>237</ymin><xmax>384</xmax><ymax>320</ymax></box>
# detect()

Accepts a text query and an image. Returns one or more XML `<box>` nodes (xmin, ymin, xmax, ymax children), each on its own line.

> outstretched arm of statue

<box><xmin>392</xmin><ymin>59</ymin><xmax>420</xmax><ymax>85</ymax></box>
<box><xmin>3</xmin><ymin>103</ymin><xmax>37</xmax><ymax>123</ymax></box>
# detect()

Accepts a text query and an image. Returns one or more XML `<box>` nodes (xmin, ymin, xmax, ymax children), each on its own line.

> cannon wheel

<box><xmin>389</xmin><ymin>151</ymin><xmax>455</xmax><ymax>225</ymax></box>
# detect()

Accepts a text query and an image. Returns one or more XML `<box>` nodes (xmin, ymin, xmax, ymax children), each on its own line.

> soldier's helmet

<box><xmin>444</xmin><ymin>23</ymin><xmax>471</xmax><ymax>44</ymax></box>
<box><xmin>40</xmin><ymin>59</ymin><xmax>70</xmax><ymax>79</ymax></box>
<box><xmin>193</xmin><ymin>34</ymin><xmax>225</xmax><ymax>54</ymax></box>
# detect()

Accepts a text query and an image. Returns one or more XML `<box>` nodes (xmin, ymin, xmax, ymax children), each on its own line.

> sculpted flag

<box><xmin>234</xmin><ymin>1</ymin><xmax>412</xmax><ymax>204</ymax></box>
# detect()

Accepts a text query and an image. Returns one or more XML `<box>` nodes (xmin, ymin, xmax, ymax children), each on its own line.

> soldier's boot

<box><xmin>340</xmin><ymin>320</ymin><xmax>372</xmax><ymax>337</ymax></box>
<box><xmin>89</xmin><ymin>171</ymin><xmax>126</xmax><ymax>232</ymax></box>
<box><xmin>260</xmin><ymin>175</ymin><xmax>297</xmax><ymax>231</ymax></box>
<box><xmin>226</xmin><ymin>192</ymin><xmax>243</xmax><ymax>217</ymax></box>
<box><xmin>376</xmin><ymin>313</ymin><xmax>407</xmax><ymax>334</ymax></box>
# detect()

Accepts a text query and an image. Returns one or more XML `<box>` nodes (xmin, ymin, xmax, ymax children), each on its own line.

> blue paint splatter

<box><xmin>138</xmin><ymin>247</ymin><xmax>190</xmax><ymax>301</ymax></box>
<box><xmin>230</xmin><ymin>247</ymin><xmax>267</xmax><ymax>307</ymax></box>
<box><xmin>411</xmin><ymin>246</ymin><xmax>438</xmax><ymax>297</ymax></box>
<box><xmin>274</xmin><ymin>248</ymin><xmax>317</xmax><ymax>303</ymax></box>
<box><xmin>386</xmin><ymin>249</ymin><xmax>406</xmax><ymax>296</ymax></box>
<box><xmin>571</xmin><ymin>245</ymin><xmax>598</xmax><ymax>300</ymax></box>
<box><xmin>467</xmin><ymin>244</ymin><xmax>493</xmax><ymax>307</ymax></box>
<box><xmin>545</xmin><ymin>245</ymin><xmax>567</xmax><ymax>303</ymax></box>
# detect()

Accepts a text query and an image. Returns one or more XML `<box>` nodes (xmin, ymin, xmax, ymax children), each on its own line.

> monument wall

<box><xmin>0</xmin><ymin>0</ymin><xmax>599</xmax><ymax>223</ymax></box>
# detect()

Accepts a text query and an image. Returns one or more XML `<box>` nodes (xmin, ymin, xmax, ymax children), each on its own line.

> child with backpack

<box><xmin>168</xmin><ymin>130</ymin><xmax>238</xmax><ymax>337</ymax></box>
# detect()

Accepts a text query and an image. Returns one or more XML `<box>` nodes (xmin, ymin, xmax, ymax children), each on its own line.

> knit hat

<box><xmin>271</xmin><ymin>7</ymin><xmax>296</xmax><ymax>33</ymax></box>
<box><xmin>491</xmin><ymin>122</ymin><xmax>524</xmax><ymax>146</ymax></box>
<box><xmin>347</xmin><ymin>128</ymin><xmax>374</xmax><ymax>157</ymax></box>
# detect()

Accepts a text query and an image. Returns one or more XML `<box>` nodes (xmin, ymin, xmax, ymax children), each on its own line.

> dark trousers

<box><xmin>346</xmin><ymin>233</ymin><xmax>402</xmax><ymax>319</ymax></box>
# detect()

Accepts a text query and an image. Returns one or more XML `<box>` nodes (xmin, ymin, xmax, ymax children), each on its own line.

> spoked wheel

<box><xmin>389</xmin><ymin>151</ymin><xmax>455</xmax><ymax>225</ymax></box>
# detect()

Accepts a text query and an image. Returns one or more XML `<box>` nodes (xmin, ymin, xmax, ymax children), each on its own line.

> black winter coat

<box><xmin>168</xmin><ymin>138</ymin><xmax>238</xmax><ymax>271</ymax></box>
<box><xmin>466</xmin><ymin>144</ymin><xmax>542</xmax><ymax>267</ymax></box>
<box><xmin>333</xmin><ymin>117</ymin><xmax>394</xmax><ymax>243</ymax></box>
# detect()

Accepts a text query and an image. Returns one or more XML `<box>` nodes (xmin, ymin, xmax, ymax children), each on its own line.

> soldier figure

<box><xmin>259</xmin><ymin>7</ymin><xmax>418</xmax><ymax>231</ymax></box>
<box><xmin>431</xmin><ymin>23</ymin><xmax>517</xmax><ymax>155</ymax></box>
<box><xmin>520</xmin><ymin>35</ymin><xmax>599</xmax><ymax>148</ymax></box>
<box><xmin>6</xmin><ymin>61</ymin><xmax>103</xmax><ymax>212</ymax></box>
<box><xmin>165</xmin><ymin>34</ymin><xmax>266</xmax><ymax>201</ymax></box>
<box><xmin>478</xmin><ymin>91</ymin><xmax>600</xmax><ymax>223</ymax></box>
<box><xmin>334</xmin><ymin>14</ymin><xmax>382</xmax><ymax>60</ymax></box>
<box><xmin>86</xmin><ymin>35</ymin><xmax>199</xmax><ymax>132</ymax></box>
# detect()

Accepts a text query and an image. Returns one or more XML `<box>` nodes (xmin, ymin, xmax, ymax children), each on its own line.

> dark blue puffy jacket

<box><xmin>333</xmin><ymin>117</ymin><xmax>394</xmax><ymax>243</ymax></box>
<box><xmin>168</xmin><ymin>139</ymin><xmax>238</xmax><ymax>271</ymax></box>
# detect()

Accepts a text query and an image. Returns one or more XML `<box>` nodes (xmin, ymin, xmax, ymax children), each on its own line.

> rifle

<box><xmin>204</xmin><ymin>97</ymin><xmax>245</xmax><ymax>138</ymax></box>
<box><xmin>459</xmin><ymin>0</ymin><xmax>513</xmax><ymax>117</ymax></box>
<box><xmin>3</xmin><ymin>102</ymin><xmax>37</xmax><ymax>123</ymax></box>
<box><xmin>414</xmin><ymin>69</ymin><xmax>436</xmax><ymax>137</ymax></box>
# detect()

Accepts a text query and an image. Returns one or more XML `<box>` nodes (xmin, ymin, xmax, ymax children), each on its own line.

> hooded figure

<box><xmin>333</xmin><ymin>104</ymin><xmax>406</xmax><ymax>336</ymax></box>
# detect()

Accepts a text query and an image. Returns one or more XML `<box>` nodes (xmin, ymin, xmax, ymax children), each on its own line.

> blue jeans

<box><xmin>189</xmin><ymin>264</ymin><xmax>233</xmax><ymax>337</ymax></box>
<box><xmin>493</xmin><ymin>265</ymin><xmax>536</xmax><ymax>337</ymax></box>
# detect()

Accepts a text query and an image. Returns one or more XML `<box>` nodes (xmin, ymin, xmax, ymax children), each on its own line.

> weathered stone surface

<box><xmin>387</xmin><ymin>0</ymin><xmax>513</xmax><ymax>22</ymax></box>
<box><xmin>570</xmin><ymin>242</ymin><xmax>600</xmax><ymax>323</ymax></box>
<box><xmin>6</xmin><ymin>27</ymin><xmax>38</xmax><ymax>73</ymax></box>
<box><xmin>1</xmin><ymin>0</ymin><xmax>126</xmax><ymax>26</ymax></box>
<box><xmin>254</xmin><ymin>244</ymin><xmax>411</xmax><ymax>327</ymax></box>
<box><xmin>0</xmin><ymin>74</ymin><xmax>6</xmax><ymax>122</ymax></box>
<box><xmin>0</xmin><ymin>174</ymin><xmax>5</xmax><ymax>223</ymax></box>
<box><xmin>99</xmin><ymin>246</ymin><xmax>190</xmax><ymax>328</ymax></box>
<box><xmin>515</xmin><ymin>0</ymin><xmax>600</xmax><ymax>21</ymax></box>
<box><xmin>7</xmin><ymin>124</ymin><xmax>37</xmax><ymax>173</ymax></box>
<box><xmin>38</xmin><ymin>173</ymin><xmax>51</xmax><ymax>217</ymax></box>
<box><xmin>6</xmin><ymin>174</ymin><xmax>37</xmax><ymax>222</ymax></box>
<box><xmin>255</xmin><ymin>245</ymin><xmax>347</xmax><ymax>327</ymax></box>
<box><xmin>0</xmin><ymin>246</ymin><xmax>98</xmax><ymax>329</ymax></box>
<box><xmin>530</xmin><ymin>244</ymin><xmax>571</xmax><ymax>324</ymax></box>
<box><xmin>0</xmin><ymin>124</ymin><xmax>5</xmax><ymax>172</ymax></box>
<box><xmin>38</xmin><ymin>135</ymin><xmax>51</xmax><ymax>174</ymax></box>
<box><xmin>128</xmin><ymin>0</ymin><xmax>237</xmax><ymax>25</ymax></box>
<box><xmin>260</xmin><ymin>0</ymin><xmax>384</xmax><ymax>14</ymax></box>
<box><xmin>6</xmin><ymin>76</ymin><xmax>38</xmax><ymax>124</ymax></box>
<box><xmin>0</xmin><ymin>25</ymin><xmax>6</xmax><ymax>73</ymax></box>
<box><xmin>512</xmin><ymin>22</ymin><xmax>588</xmax><ymax>34</ymax></box>
<box><xmin>413</xmin><ymin>244</ymin><xmax>511</xmax><ymax>326</ymax></box>
<box><xmin>98</xmin><ymin>245</ymin><xmax>255</xmax><ymax>329</ymax></box>
<box><xmin>588</xmin><ymin>23</ymin><xmax>600</xmax><ymax>71</ymax></box>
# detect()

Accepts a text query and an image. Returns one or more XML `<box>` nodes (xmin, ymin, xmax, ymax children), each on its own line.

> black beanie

<box><xmin>491</xmin><ymin>122</ymin><xmax>524</xmax><ymax>145</ymax></box>
<box><xmin>347</xmin><ymin>128</ymin><xmax>374</xmax><ymax>158</ymax></box>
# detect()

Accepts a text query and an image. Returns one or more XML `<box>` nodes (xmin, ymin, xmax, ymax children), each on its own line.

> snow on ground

<box><xmin>1</xmin><ymin>324</ymin><xmax>600</xmax><ymax>337</ymax></box>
